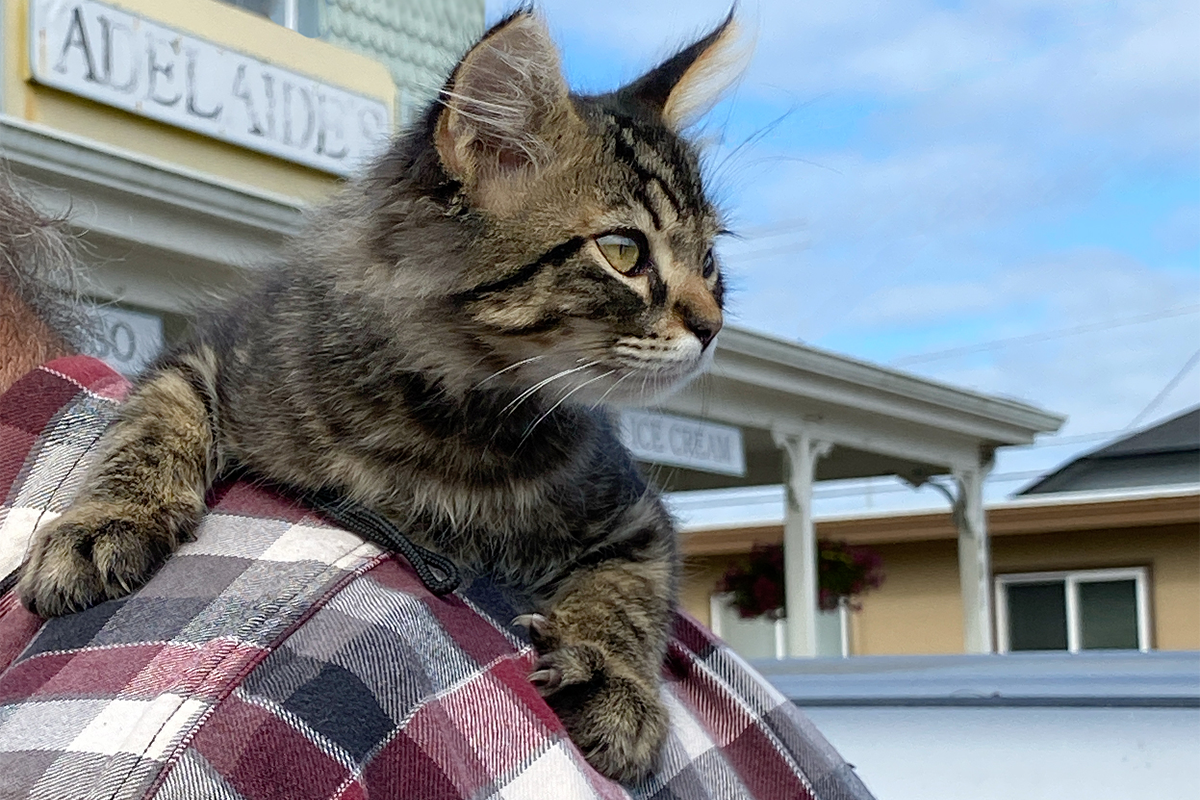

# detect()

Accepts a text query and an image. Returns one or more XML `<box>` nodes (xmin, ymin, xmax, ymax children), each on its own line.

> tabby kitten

<box><xmin>18</xmin><ymin>10</ymin><xmax>739</xmax><ymax>782</ymax></box>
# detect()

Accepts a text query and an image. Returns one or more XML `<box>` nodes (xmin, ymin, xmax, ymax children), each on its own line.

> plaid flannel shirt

<box><xmin>0</xmin><ymin>356</ymin><xmax>873</xmax><ymax>800</ymax></box>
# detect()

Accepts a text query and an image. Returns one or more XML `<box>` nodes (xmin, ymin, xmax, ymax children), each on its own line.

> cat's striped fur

<box><xmin>18</xmin><ymin>11</ymin><xmax>740</xmax><ymax>781</ymax></box>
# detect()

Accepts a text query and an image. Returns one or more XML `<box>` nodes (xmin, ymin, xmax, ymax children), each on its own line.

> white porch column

<box><xmin>953</xmin><ymin>462</ymin><xmax>994</xmax><ymax>654</ymax></box>
<box><xmin>773</xmin><ymin>430</ymin><xmax>831</xmax><ymax>658</ymax></box>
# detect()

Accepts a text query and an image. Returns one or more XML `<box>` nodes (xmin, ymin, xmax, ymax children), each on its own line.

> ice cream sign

<box><xmin>618</xmin><ymin>410</ymin><xmax>745</xmax><ymax>477</ymax></box>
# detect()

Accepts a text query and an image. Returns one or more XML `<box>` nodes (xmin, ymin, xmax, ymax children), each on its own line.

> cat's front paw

<box><xmin>17</xmin><ymin>502</ymin><xmax>172</xmax><ymax>617</ymax></box>
<box><xmin>517</xmin><ymin>614</ymin><xmax>669</xmax><ymax>783</ymax></box>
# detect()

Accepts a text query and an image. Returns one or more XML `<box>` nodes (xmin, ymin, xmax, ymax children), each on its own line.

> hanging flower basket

<box><xmin>717</xmin><ymin>540</ymin><xmax>885</xmax><ymax>619</ymax></box>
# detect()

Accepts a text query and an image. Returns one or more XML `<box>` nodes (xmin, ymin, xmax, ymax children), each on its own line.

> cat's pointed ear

<box><xmin>435</xmin><ymin>11</ymin><xmax>572</xmax><ymax>184</ymax></box>
<box><xmin>616</xmin><ymin>12</ymin><xmax>747</xmax><ymax>129</ymax></box>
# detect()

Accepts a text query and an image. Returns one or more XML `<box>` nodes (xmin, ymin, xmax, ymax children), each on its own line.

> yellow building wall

<box><xmin>681</xmin><ymin>523</ymin><xmax>1200</xmax><ymax>655</ymax></box>
<box><xmin>847</xmin><ymin>539</ymin><xmax>963</xmax><ymax>655</ymax></box>
<box><xmin>4</xmin><ymin>0</ymin><xmax>394</xmax><ymax>200</ymax></box>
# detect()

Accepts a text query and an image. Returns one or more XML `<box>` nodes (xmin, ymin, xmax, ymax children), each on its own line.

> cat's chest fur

<box><xmin>216</xmin><ymin>350</ymin><xmax>642</xmax><ymax>582</ymax></box>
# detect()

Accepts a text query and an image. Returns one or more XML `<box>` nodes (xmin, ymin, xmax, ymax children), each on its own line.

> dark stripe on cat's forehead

<box><xmin>453</xmin><ymin>237</ymin><xmax>585</xmax><ymax>303</ymax></box>
<box><xmin>613</xmin><ymin>129</ymin><xmax>684</xmax><ymax>218</ymax></box>
<box><xmin>608</xmin><ymin>117</ymin><xmax>707</xmax><ymax>227</ymax></box>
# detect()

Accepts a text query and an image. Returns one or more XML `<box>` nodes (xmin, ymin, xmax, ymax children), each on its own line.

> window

<box><xmin>995</xmin><ymin>568</ymin><xmax>1150</xmax><ymax>653</ymax></box>
<box><xmin>219</xmin><ymin>0</ymin><xmax>319</xmax><ymax>37</ymax></box>
<box><xmin>709</xmin><ymin>594</ymin><xmax>850</xmax><ymax>659</ymax></box>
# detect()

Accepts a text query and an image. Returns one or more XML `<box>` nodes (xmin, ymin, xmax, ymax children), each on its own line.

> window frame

<box><xmin>995</xmin><ymin>567</ymin><xmax>1151</xmax><ymax>654</ymax></box>
<box><xmin>709</xmin><ymin>593</ymin><xmax>851</xmax><ymax>659</ymax></box>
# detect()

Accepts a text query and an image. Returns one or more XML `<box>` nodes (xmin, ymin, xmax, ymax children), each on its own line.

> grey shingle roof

<box><xmin>1093</xmin><ymin>408</ymin><xmax>1200</xmax><ymax>457</ymax></box>
<box><xmin>1018</xmin><ymin>406</ymin><xmax>1200</xmax><ymax>495</ymax></box>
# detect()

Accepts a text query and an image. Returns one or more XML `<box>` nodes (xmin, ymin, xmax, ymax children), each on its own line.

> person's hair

<box><xmin>0</xmin><ymin>170</ymin><xmax>98</xmax><ymax>352</ymax></box>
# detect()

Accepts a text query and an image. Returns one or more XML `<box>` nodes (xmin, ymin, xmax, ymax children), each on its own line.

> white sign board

<box><xmin>86</xmin><ymin>305</ymin><xmax>164</xmax><ymax>377</ymax></box>
<box><xmin>29</xmin><ymin>0</ymin><xmax>391</xmax><ymax>176</ymax></box>
<box><xmin>618</xmin><ymin>409</ymin><xmax>745</xmax><ymax>477</ymax></box>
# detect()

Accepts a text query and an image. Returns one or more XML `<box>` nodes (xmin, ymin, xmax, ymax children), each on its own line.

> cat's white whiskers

<box><xmin>590</xmin><ymin>372</ymin><xmax>633</xmax><ymax>410</ymax></box>
<box><xmin>519</xmin><ymin>369</ymin><xmax>616</xmax><ymax>448</ymax></box>
<box><xmin>499</xmin><ymin>361</ymin><xmax>601</xmax><ymax>419</ymax></box>
<box><xmin>474</xmin><ymin>355</ymin><xmax>546</xmax><ymax>388</ymax></box>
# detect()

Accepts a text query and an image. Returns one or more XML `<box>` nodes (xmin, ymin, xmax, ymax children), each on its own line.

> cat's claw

<box><xmin>528</xmin><ymin>667</ymin><xmax>562</xmax><ymax>694</ymax></box>
<box><xmin>535</xmin><ymin>644</ymin><xmax>666</xmax><ymax>782</ymax></box>
<box><xmin>518</xmin><ymin>614</ymin><xmax>667</xmax><ymax>781</ymax></box>
<box><xmin>17</xmin><ymin>503</ymin><xmax>172</xmax><ymax>617</ymax></box>
<box><xmin>513</xmin><ymin>612</ymin><xmax>556</xmax><ymax>647</ymax></box>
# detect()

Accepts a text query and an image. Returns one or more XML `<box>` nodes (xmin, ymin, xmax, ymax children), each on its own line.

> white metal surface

<box><xmin>682</xmin><ymin>326</ymin><xmax>1066</xmax><ymax>447</ymax></box>
<box><xmin>1</xmin><ymin>117</ymin><xmax>303</xmax><ymax>311</ymax></box>
<box><xmin>28</xmin><ymin>0</ymin><xmax>390</xmax><ymax>175</ymax></box>
<box><xmin>281</xmin><ymin>0</ymin><xmax>299</xmax><ymax>32</ymax></box>
<box><xmin>803</xmin><ymin>705</ymin><xmax>1200</xmax><ymax>800</ymax></box>
<box><xmin>759</xmin><ymin>650</ymin><xmax>1200</xmax><ymax>800</ymax></box>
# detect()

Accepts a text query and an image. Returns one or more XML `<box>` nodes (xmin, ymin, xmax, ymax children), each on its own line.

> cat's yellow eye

<box><xmin>596</xmin><ymin>234</ymin><xmax>643</xmax><ymax>275</ymax></box>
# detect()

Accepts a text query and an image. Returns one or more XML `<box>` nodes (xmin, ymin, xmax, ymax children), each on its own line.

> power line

<box><xmin>734</xmin><ymin>218</ymin><xmax>809</xmax><ymax>240</ymax></box>
<box><xmin>672</xmin><ymin>464</ymin><xmax>1093</xmax><ymax>509</ymax></box>
<box><xmin>727</xmin><ymin>240</ymin><xmax>812</xmax><ymax>263</ymax></box>
<box><xmin>1125</xmin><ymin>346</ymin><xmax>1200</xmax><ymax>430</ymax></box>
<box><xmin>891</xmin><ymin>304</ymin><xmax>1200</xmax><ymax>366</ymax></box>
<box><xmin>810</xmin><ymin>470</ymin><xmax>1047</xmax><ymax>500</ymax></box>
<box><xmin>1004</xmin><ymin>430</ymin><xmax>1118</xmax><ymax>449</ymax></box>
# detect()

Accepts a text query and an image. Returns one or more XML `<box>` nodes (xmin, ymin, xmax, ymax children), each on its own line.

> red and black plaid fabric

<box><xmin>0</xmin><ymin>356</ymin><xmax>873</xmax><ymax>800</ymax></box>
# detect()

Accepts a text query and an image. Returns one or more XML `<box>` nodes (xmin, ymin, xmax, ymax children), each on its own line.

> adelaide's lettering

<box><xmin>33</xmin><ymin>0</ymin><xmax>390</xmax><ymax>176</ymax></box>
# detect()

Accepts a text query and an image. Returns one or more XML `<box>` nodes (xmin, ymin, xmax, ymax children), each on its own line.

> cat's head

<box><xmin>374</xmin><ymin>11</ymin><xmax>744</xmax><ymax>406</ymax></box>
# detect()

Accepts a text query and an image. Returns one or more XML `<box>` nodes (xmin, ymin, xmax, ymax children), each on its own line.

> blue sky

<box><xmin>490</xmin><ymin>0</ymin><xmax>1199</xmax><ymax>517</ymax></box>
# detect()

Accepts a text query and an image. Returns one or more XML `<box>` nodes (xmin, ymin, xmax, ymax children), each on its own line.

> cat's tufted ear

<box><xmin>615</xmin><ymin>12</ymin><xmax>746</xmax><ymax>129</ymax></box>
<box><xmin>434</xmin><ymin>11</ymin><xmax>572</xmax><ymax>185</ymax></box>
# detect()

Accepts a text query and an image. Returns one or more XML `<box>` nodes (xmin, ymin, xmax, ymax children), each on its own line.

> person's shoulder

<box><xmin>2</xmin><ymin>354</ymin><xmax>129</xmax><ymax>411</ymax></box>
<box><xmin>0</xmin><ymin>354</ymin><xmax>128</xmax><ymax>455</ymax></box>
<box><xmin>0</xmin><ymin>356</ymin><xmax>128</xmax><ymax>579</ymax></box>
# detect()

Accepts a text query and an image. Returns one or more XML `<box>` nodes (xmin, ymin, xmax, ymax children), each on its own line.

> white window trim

<box><xmin>709</xmin><ymin>593</ymin><xmax>850</xmax><ymax>659</ymax></box>
<box><xmin>710</xmin><ymin>593</ymin><xmax>788</xmax><ymax>659</ymax></box>
<box><xmin>995</xmin><ymin>567</ymin><xmax>1151</xmax><ymax>654</ymax></box>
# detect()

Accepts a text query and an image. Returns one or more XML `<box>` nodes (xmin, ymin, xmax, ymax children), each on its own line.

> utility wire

<box><xmin>727</xmin><ymin>240</ymin><xmax>813</xmax><ymax>262</ymax></box>
<box><xmin>734</xmin><ymin>217</ymin><xmax>810</xmax><ymax>240</ymax></box>
<box><xmin>891</xmin><ymin>304</ymin><xmax>1200</xmax><ymax>366</ymax></box>
<box><xmin>1125</xmin><ymin>346</ymin><xmax>1200</xmax><ymax>430</ymax></box>
<box><xmin>674</xmin><ymin>466</ymin><xmax>1086</xmax><ymax>509</ymax></box>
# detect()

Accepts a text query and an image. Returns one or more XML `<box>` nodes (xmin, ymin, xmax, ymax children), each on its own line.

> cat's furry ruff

<box><xmin>18</xmin><ymin>11</ymin><xmax>740</xmax><ymax>782</ymax></box>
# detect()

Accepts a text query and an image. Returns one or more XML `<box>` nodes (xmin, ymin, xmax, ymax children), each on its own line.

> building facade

<box><xmin>686</xmin><ymin>410</ymin><xmax>1200</xmax><ymax>658</ymax></box>
<box><xmin>1</xmin><ymin>0</ymin><xmax>483</xmax><ymax>373</ymax></box>
<box><xmin>219</xmin><ymin>0</ymin><xmax>484</xmax><ymax>124</ymax></box>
